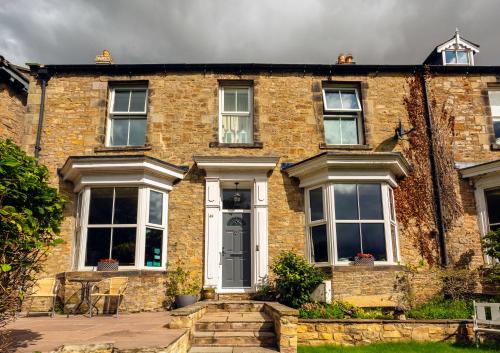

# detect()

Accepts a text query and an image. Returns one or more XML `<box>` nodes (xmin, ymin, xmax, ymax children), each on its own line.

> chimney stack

<box><xmin>337</xmin><ymin>53</ymin><xmax>355</xmax><ymax>65</ymax></box>
<box><xmin>95</xmin><ymin>50</ymin><xmax>114</xmax><ymax>65</ymax></box>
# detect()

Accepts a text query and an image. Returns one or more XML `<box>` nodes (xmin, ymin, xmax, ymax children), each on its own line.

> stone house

<box><xmin>5</xmin><ymin>31</ymin><xmax>500</xmax><ymax>312</ymax></box>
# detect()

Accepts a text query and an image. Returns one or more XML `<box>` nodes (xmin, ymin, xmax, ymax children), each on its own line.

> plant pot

<box><xmin>202</xmin><ymin>288</ymin><xmax>217</xmax><ymax>301</ymax></box>
<box><xmin>97</xmin><ymin>261</ymin><xmax>119</xmax><ymax>271</ymax></box>
<box><xmin>175</xmin><ymin>294</ymin><xmax>197</xmax><ymax>308</ymax></box>
<box><xmin>354</xmin><ymin>256</ymin><xmax>374</xmax><ymax>266</ymax></box>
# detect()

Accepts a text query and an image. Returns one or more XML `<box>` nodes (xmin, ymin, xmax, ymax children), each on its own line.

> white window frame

<box><xmin>305</xmin><ymin>185</ymin><xmax>330</xmax><ymax>266</ymax></box>
<box><xmin>322</xmin><ymin>87</ymin><xmax>364</xmax><ymax>145</ymax></box>
<box><xmin>106</xmin><ymin>86</ymin><xmax>148</xmax><ymax>147</ymax></box>
<box><xmin>76</xmin><ymin>186</ymin><xmax>168</xmax><ymax>271</ymax></box>
<box><xmin>218</xmin><ymin>86</ymin><xmax>253</xmax><ymax>144</ymax></box>
<box><xmin>442</xmin><ymin>50</ymin><xmax>473</xmax><ymax>66</ymax></box>
<box><xmin>485</xmin><ymin>187</ymin><xmax>500</xmax><ymax>232</ymax></box>
<box><xmin>488</xmin><ymin>90</ymin><xmax>500</xmax><ymax>144</ymax></box>
<box><xmin>305</xmin><ymin>182</ymin><xmax>399</xmax><ymax>266</ymax></box>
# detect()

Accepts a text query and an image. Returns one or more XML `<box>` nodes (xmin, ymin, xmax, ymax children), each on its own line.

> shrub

<box><xmin>0</xmin><ymin>139</ymin><xmax>65</xmax><ymax>348</ymax></box>
<box><xmin>271</xmin><ymin>251</ymin><xmax>324</xmax><ymax>308</ymax></box>
<box><xmin>299</xmin><ymin>301</ymin><xmax>392</xmax><ymax>320</ymax></box>
<box><xmin>407</xmin><ymin>298</ymin><xmax>473</xmax><ymax>319</ymax></box>
<box><xmin>165</xmin><ymin>266</ymin><xmax>201</xmax><ymax>305</ymax></box>
<box><xmin>440</xmin><ymin>268</ymin><xmax>478</xmax><ymax>300</ymax></box>
<box><xmin>482</xmin><ymin>229</ymin><xmax>500</xmax><ymax>289</ymax></box>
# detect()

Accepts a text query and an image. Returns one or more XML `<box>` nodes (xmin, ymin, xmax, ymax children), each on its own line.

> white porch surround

<box><xmin>194</xmin><ymin>155</ymin><xmax>279</xmax><ymax>293</ymax></box>
<box><xmin>284</xmin><ymin>152</ymin><xmax>410</xmax><ymax>188</ymax></box>
<box><xmin>460</xmin><ymin>159</ymin><xmax>500</xmax><ymax>264</ymax></box>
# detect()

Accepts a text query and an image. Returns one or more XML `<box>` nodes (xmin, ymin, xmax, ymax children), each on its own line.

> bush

<box><xmin>299</xmin><ymin>301</ymin><xmax>392</xmax><ymax>320</ymax></box>
<box><xmin>482</xmin><ymin>229</ymin><xmax>500</xmax><ymax>289</ymax></box>
<box><xmin>271</xmin><ymin>251</ymin><xmax>324</xmax><ymax>308</ymax></box>
<box><xmin>440</xmin><ymin>268</ymin><xmax>478</xmax><ymax>300</ymax></box>
<box><xmin>407</xmin><ymin>298</ymin><xmax>473</xmax><ymax>319</ymax></box>
<box><xmin>0</xmin><ymin>140</ymin><xmax>65</xmax><ymax>347</ymax></box>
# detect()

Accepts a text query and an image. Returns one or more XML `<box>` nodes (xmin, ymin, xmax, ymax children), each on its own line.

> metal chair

<box><xmin>89</xmin><ymin>277</ymin><xmax>128</xmax><ymax>317</ymax></box>
<box><xmin>26</xmin><ymin>277</ymin><xmax>59</xmax><ymax>317</ymax></box>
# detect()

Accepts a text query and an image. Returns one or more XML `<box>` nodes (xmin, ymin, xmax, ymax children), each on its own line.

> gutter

<box><xmin>419</xmin><ymin>66</ymin><xmax>448</xmax><ymax>267</ymax></box>
<box><xmin>33</xmin><ymin>66</ymin><xmax>50</xmax><ymax>158</ymax></box>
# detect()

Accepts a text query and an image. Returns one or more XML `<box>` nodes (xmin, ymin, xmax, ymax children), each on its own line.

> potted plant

<box><xmin>166</xmin><ymin>267</ymin><xmax>201</xmax><ymax>308</ymax></box>
<box><xmin>354</xmin><ymin>253</ymin><xmax>374</xmax><ymax>266</ymax></box>
<box><xmin>97</xmin><ymin>258</ymin><xmax>119</xmax><ymax>271</ymax></box>
<box><xmin>201</xmin><ymin>286</ymin><xmax>217</xmax><ymax>301</ymax></box>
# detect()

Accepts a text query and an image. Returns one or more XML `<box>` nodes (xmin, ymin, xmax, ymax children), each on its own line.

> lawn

<box><xmin>298</xmin><ymin>341</ymin><xmax>499</xmax><ymax>353</ymax></box>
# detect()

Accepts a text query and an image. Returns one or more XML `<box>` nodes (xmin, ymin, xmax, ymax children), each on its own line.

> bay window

<box><xmin>219</xmin><ymin>86</ymin><xmax>253</xmax><ymax>144</ymax></box>
<box><xmin>306</xmin><ymin>182</ymin><xmax>399</xmax><ymax>265</ymax></box>
<box><xmin>322</xmin><ymin>86</ymin><xmax>363</xmax><ymax>145</ymax></box>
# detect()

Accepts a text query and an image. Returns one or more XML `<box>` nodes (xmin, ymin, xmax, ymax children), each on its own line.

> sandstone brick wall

<box><xmin>0</xmin><ymin>81</ymin><xmax>26</xmax><ymax>145</ymax></box>
<box><xmin>20</xmin><ymin>69</ymin><xmax>497</xmax><ymax>310</ymax></box>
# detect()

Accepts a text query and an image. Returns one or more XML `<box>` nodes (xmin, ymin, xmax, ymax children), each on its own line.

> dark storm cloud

<box><xmin>1</xmin><ymin>0</ymin><xmax>499</xmax><ymax>66</ymax></box>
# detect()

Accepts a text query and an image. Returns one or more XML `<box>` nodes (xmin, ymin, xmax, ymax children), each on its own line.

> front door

<box><xmin>222</xmin><ymin>213</ymin><xmax>251</xmax><ymax>288</ymax></box>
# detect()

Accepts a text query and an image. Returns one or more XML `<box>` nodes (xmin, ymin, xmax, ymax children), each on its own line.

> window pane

<box><xmin>324</xmin><ymin>118</ymin><xmax>341</xmax><ymax>144</ymax></box>
<box><xmin>113</xmin><ymin>188</ymin><xmax>138</xmax><ymax>224</ymax></box>
<box><xmin>309</xmin><ymin>187</ymin><xmax>324</xmax><ymax>221</ymax></box>
<box><xmin>88</xmin><ymin>188</ymin><xmax>113</xmax><ymax>224</ymax></box>
<box><xmin>236</xmin><ymin>89</ymin><xmax>249</xmax><ymax>112</ymax></box>
<box><xmin>358</xmin><ymin>184</ymin><xmax>383</xmax><ymax>220</ymax></box>
<box><xmin>341</xmin><ymin>91</ymin><xmax>359</xmax><ymax>109</ymax></box>
<box><xmin>111</xmin><ymin>118</ymin><xmax>129</xmax><ymax>146</ymax></box>
<box><xmin>85</xmin><ymin>228</ymin><xmax>111</xmax><ymax>266</ymax></box>
<box><xmin>456</xmin><ymin>51</ymin><xmax>469</xmax><ymax>64</ymax></box>
<box><xmin>361</xmin><ymin>223</ymin><xmax>387</xmax><ymax>261</ymax></box>
<box><xmin>149</xmin><ymin>190</ymin><xmax>163</xmax><ymax>225</ymax></box>
<box><xmin>391</xmin><ymin>224</ymin><xmax>398</xmax><ymax>262</ymax></box>
<box><xmin>340</xmin><ymin>118</ymin><xmax>358</xmax><ymax>144</ymax></box>
<box><xmin>445</xmin><ymin>51</ymin><xmax>457</xmax><ymax>64</ymax></box>
<box><xmin>224</xmin><ymin>89</ymin><xmax>237</xmax><ymax>111</ymax></box>
<box><xmin>111</xmin><ymin>227</ymin><xmax>136</xmax><ymax>266</ymax></box>
<box><xmin>336</xmin><ymin>223</ymin><xmax>361</xmax><ymax>261</ymax></box>
<box><xmin>489</xmin><ymin>91</ymin><xmax>500</xmax><ymax>115</ymax></box>
<box><xmin>486</xmin><ymin>188</ymin><xmax>500</xmax><ymax>225</ymax></box>
<box><xmin>129</xmin><ymin>90</ymin><xmax>147</xmax><ymax>112</ymax></box>
<box><xmin>222</xmin><ymin>188</ymin><xmax>251</xmax><ymax>209</ymax></box>
<box><xmin>145</xmin><ymin>228</ymin><xmax>163</xmax><ymax>267</ymax></box>
<box><xmin>113</xmin><ymin>90</ymin><xmax>130</xmax><ymax>112</ymax></box>
<box><xmin>128</xmin><ymin>118</ymin><xmax>147</xmax><ymax>146</ymax></box>
<box><xmin>311</xmin><ymin>224</ymin><xmax>328</xmax><ymax>263</ymax></box>
<box><xmin>325</xmin><ymin>91</ymin><xmax>342</xmax><ymax>110</ymax></box>
<box><xmin>389</xmin><ymin>188</ymin><xmax>396</xmax><ymax>221</ymax></box>
<box><xmin>493</xmin><ymin>121</ymin><xmax>500</xmax><ymax>143</ymax></box>
<box><xmin>334</xmin><ymin>184</ymin><xmax>358</xmax><ymax>220</ymax></box>
<box><xmin>221</xmin><ymin>115</ymin><xmax>251</xmax><ymax>143</ymax></box>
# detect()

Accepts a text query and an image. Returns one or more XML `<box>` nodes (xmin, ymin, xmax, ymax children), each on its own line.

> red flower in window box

<box><xmin>354</xmin><ymin>253</ymin><xmax>374</xmax><ymax>266</ymax></box>
<box><xmin>97</xmin><ymin>258</ymin><xmax>119</xmax><ymax>271</ymax></box>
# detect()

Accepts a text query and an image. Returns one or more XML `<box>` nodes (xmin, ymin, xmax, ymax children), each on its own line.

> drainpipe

<box><xmin>34</xmin><ymin>66</ymin><xmax>50</xmax><ymax>158</ymax></box>
<box><xmin>419</xmin><ymin>66</ymin><xmax>448</xmax><ymax>267</ymax></box>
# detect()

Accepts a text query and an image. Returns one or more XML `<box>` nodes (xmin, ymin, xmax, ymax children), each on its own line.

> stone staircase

<box><xmin>189</xmin><ymin>302</ymin><xmax>279</xmax><ymax>353</ymax></box>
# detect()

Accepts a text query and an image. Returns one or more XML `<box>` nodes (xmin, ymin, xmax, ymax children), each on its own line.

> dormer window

<box><xmin>423</xmin><ymin>30</ymin><xmax>479</xmax><ymax>66</ymax></box>
<box><xmin>444</xmin><ymin>50</ymin><xmax>471</xmax><ymax>65</ymax></box>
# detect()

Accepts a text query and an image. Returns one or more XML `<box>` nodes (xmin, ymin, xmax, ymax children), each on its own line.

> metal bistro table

<box><xmin>66</xmin><ymin>278</ymin><xmax>101</xmax><ymax>317</ymax></box>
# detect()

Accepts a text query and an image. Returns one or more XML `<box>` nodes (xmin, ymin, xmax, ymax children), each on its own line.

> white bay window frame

<box><xmin>219</xmin><ymin>85</ymin><xmax>253</xmax><ymax>144</ymax></box>
<box><xmin>106</xmin><ymin>86</ymin><xmax>148</xmax><ymax>147</ymax></box>
<box><xmin>305</xmin><ymin>182</ymin><xmax>399</xmax><ymax>266</ymax></box>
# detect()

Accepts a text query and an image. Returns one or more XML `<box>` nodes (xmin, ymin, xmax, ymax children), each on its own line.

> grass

<box><xmin>298</xmin><ymin>341</ymin><xmax>499</xmax><ymax>353</ymax></box>
<box><xmin>407</xmin><ymin>298</ymin><xmax>472</xmax><ymax>320</ymax></box>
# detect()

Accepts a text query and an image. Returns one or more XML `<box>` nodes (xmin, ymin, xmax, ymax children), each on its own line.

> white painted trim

<box><xmin>194</xmin><ymin>156</ymin><xmax>279</xmax><ymax>173</ymax></box>
<box><xmin>322</xmin><ymin>87</ymin><xmax>362</xmax><ymax>112</ymax></box>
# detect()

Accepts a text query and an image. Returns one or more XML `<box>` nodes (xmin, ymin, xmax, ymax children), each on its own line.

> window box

<box><xmin>97</xmin><ymin>259</ymin><xmax>119</xmax><ymax>271</ymax></box>
<box><xmin>353</xmin><ymin>253</ymin><xmax>375</xmax><ymax>266</ymax></box>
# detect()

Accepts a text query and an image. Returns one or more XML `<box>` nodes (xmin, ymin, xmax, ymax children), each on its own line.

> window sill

<box><xmin>61</xmin><ymin>269</ymin><xmax>167</xmax><ymax>278</ymax></box>
<box><xmin>209</xmin><ymin>141</ymin><xmax>263</xmax><ymax>149</ymax></box>
<box><xmin>332</xmin><ymin>265</ymin><xmax>404</xmax><ymax>272</ymax></box>
<box><xmin>491</xmin><ymin>143</ymin><xmax>500</xmax><ymax>151</ymax></box>
<box><xmin>94</xmin><ymin>145</ymin><xmax>152</xmax><ymax>153</ymax></box>
<box><xmin>319</xmin><ymin>143</ymin><xmax>371</xmax><ymax>150</ymax></box>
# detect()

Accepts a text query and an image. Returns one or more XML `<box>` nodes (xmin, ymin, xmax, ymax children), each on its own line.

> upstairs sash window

<box><xmin>219</xmin><ymin>86</ymin><xmax>253</xmax><ymax>144</ymax></box>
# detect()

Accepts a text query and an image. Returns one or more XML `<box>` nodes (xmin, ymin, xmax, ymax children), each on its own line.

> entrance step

<box><xmin>189</xmin><ymin>347</ymin><xmax>279</xmax><ymax>352</ymax></box>
<box><xmin>192</xmin><ymin>330</ymin><xmax>276</xmax><ymax>347</ymax></box>
<box><xmin>196</xmin><ymin>311</ymin><xmax>273</xmax><ymax>332</ymax></box>
<box><xmin>206</xmin><ymin>301</ymin><xmax>265</xmax><ymax>312</ymax></box>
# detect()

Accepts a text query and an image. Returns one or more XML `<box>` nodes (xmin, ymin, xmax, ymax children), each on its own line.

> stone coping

<box><xmin>170</xmin><ymin>302</ymin><xmax>207</xmax><ymax>316</ymax></box>
<box><xmin>265</xmin><ymin>301</ymin><xmax>299</xmax><ymax>316</ymax></box>
<box><xmin>300</xmin><ymin>318</ymin><xmax>473</xmax><ymax>324</ymax></box>
<box><xmin>170</xmin><ymin>300</ymin><xmax>299</xmax><ymax>317</ymax></box>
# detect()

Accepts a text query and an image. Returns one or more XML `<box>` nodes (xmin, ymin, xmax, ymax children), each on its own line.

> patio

<box><xmin>3</xmin><ymin>312</ymin><xmax>185</xmax><ymax>353</ymax></box>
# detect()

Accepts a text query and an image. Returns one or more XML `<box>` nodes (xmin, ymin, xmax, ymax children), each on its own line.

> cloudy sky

<box><xmin>1</xmin><ymin>0</ymin><xmax>499</xmax><ymax>66</ymax></box>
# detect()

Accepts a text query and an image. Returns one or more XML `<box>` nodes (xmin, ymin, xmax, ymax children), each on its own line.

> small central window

<box><xmin>444</xmin><ymin>50</ymin><xmax>470</xmax><ymax>65</ymax></box>
<box><xmin>107</xmin><ymin>87</ymin><xmax>148</xmax><ymax>147</ymax></box>
<box><xmin>485</xmin><ymin>188</ymin><xmax>500</xmax><ymax>232</ymax></box>
<box><xmin>322</xmin><ymin>86</ymin><xmax>363</xmax><ymax>145</ymax></box>
<box><xmin>219</xmin><ymin>86</ymin><xmax>253</xmax><ymax>144</ymax></box>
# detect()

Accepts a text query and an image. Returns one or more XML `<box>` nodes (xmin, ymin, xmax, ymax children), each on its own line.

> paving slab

<box><xmin>4</xmin><ymin>312</ymin><xmax>184</xmax><ymax>353</ymax></box>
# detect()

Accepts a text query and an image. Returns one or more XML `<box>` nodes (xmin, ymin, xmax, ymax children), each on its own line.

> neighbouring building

<box><xmin>4</xmin><ymin>31</ymin><xmax>500</xmax><ymax>312</ymax></box>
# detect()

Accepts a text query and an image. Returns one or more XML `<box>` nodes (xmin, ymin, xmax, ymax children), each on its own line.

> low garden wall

<box><xmin>298</xmin><ymin>319</ymin><xmax>473</xmax><ymax>346</ymax></box>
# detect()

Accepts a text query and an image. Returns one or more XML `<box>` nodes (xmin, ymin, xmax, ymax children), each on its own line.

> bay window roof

<box><xmin>59</xmin><ymin>155</ymin><xmax>187</xmax><ymax>192</ymax></box>
<box><xmin>283</xmin><ymin>152</ymin><xmax>410</xmax><ymax>188</ymax></box>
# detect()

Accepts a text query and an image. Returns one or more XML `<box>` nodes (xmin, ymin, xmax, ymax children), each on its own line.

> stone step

<box><xmin>189</xmin><ymin>346</ymin><xmax>279</xmax><ymax>353</ymax></box>
<box><xmin>192</xmin><ymin>331</ymin><xmax>276</xmax><ymax>347</ymax></box>
<box><xmin>206</xmin><ymin>302</ymin><xmax>265</xmax><ymax>312</ymax></box>
<box><xmin>196</xmin><ymin>320</ymin><xmax>274</xmax><ymax>332</ymax></box>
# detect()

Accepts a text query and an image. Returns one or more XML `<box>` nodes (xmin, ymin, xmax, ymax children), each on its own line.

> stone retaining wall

<box><xmin>298</xmin><ymin>319</ymin><xmax>474</xmax><ymax>346</ymax></box>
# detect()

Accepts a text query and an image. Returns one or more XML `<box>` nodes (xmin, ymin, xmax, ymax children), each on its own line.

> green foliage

<box><xmin>271</xmin><ymin>251</ymin><xmax>324</xmax><ymax>308</ymax></box>
<box><xmin>440</xmin><ymin>268</ymin><xmax>478</xmax><ymax>300</ymax></box>
<box><xmin>298</xmin><ymin>341</ymin><xmax>500</xmax><ymax>353</ymax></box>
<box><xmin>407</xmin><ymin>298</ymin><xmax>473</xmax><ymax>320</ymax></box>
<box><xmin>482</xmin><ymin>229</ymin><xmax>500</xmax><ymax>289</ymax></box>
<box><xmin>165</xmin><ymin>266</ymin><xmax>201</xmax><ymax>298</ymax></box>
<box><xmin>0</xmin><ymin>139</ymin><xmax>65</xmax><ymax>329</ymax></box>
<box><xmin>299</xmin><ymin>301</ymin><xmax>392</xmax><ymax>320</ymax></box>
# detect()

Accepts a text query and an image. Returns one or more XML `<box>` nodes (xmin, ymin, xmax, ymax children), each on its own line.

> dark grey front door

<box><xmin>222</xmin><ymin>213</ymin><xmax>251</xmax><ymax>288</ymax></box>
